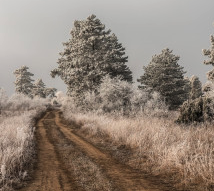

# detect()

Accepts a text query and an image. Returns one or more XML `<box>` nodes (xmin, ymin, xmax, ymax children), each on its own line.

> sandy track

<box><xmin>19</xmin><ymin>112</ymin><xmax>77</xmax><ymax>191</ymax></box>
<box><xmin>20</xmin><ymin>111</ymin><xmax>171</xmax><ymax>191</ymax></box>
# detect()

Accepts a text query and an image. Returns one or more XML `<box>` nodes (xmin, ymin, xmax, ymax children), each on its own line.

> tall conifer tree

<box><xmin>203</xmin><ymin>32</ymin><xmax>214</xmax><ymax>82</ymax></box>
<box><xmin>32</xmin><ymin>79</ymin><xmax>46</xmax><ymax>98</ymax></box>
<box><xmin>138</xmin><ymin>48</ymin><xmax>188</xmax><ymax>110</ymax></box>
<box><xmin>51</xmin><ymin>14</ymin><xmax>132</xmax><ymax>97</ymax></box>
<box><xmin>189</xmin><ymin>75</ymin><xmax>202</xmax><ymax>100</ymax></box>
<box><xmin>13</xmin><ymin>66</ymin><xmax>34</xmax><ymax>97</ymax></box>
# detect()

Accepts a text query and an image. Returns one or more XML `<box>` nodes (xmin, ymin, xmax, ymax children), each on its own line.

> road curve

<box><xmin>20</xmin><ymin>111</ymin><xmax>171</xmax><ymax>191</ymax></box>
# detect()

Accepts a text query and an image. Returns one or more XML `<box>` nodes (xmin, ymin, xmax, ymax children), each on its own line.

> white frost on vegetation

<box><xmin>0</xmin><ymin>89</ymin><xmax>49</xmax><ymax>190</ymax></box>
<box><xmin>61</xmin><ymin>92</ymin><xmax>214</xmax><ymax>190</ymax></box>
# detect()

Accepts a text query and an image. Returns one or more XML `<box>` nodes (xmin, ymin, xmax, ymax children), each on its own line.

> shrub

<box><xmin>56</xmin><ymin>76</ymin><xmax>168</xmax><ymax>117</ymax></box>
<box><xmin>98</xmin><ymin>76</ymin><xmax>133</xmax><ymax>114</ymax></box>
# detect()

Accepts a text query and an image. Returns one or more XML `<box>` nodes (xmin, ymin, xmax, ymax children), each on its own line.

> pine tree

<box><xmin>137</xmin><ymin>48</ymin><xmax>188</xmax><ymax>110</ymax></box>
<box><xmin>51</xmin><ymin>14</ymin><xmax>132</xmax><ymax>98</ymax></box>
<box><xmin>44</xmin><ymin>87</ymin><xmax>57</xmax><ymax>98</ymax></box>
<box><xmin>203</xmin><ymin>81</ymin><xmax>214</xmax><ymax>94</ymax></box>
<box><xmin>32</xmin><ymin>79</ymin><xmax>46</xmax><ymax>98</ymax></box>
<box><xmin>32</xmin><ymin>79</ymin><xmax>57</xmax><ymax>98</ymax></box>
<box><xmin>13</xmin><ymin>66</ymin><xmax>34</xmax><ymax>97</ymax></box>
<box><xmin>184</xmin><ymin>76</ymin><xmax>191</xmax><ymax>99</ymax></box>
<box><xmin>203</xmin><ymin>35</ymin><xmax>214</xmax><ymax>66</ymax></box>
<box><xmin>202</xmin><ymin>25</ymin><xmax>214</xmax><ymax>98</ymax></box>
<box><xmin>203</xmin><ymin>31</ymin><xmax>214</xmax><ymax>82</ymax></box>
<box><xmin>189</xmin><ymin>75</ymin><xmax>202</xmax><ymax>100</ymax></box>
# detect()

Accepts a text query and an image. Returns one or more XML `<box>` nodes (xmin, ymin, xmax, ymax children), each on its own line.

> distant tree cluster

<box><xmin>12</xmin><ymin>14</ymin><xmax>214</xmax><ymax>123</ymax></box>
<box><xmin>14</xmin><ymin>66</ymin><xmax>56</xmax><ymax>98</ymax></box>
<box><xmin>177</xmin><ymin>26</ymin><xmax>214</xmax><ymax>123</ymax></box>
<box><xmin>49</xmin><ymin>14</ymin><xmax>208</xmax><ymax>116</ymax></box>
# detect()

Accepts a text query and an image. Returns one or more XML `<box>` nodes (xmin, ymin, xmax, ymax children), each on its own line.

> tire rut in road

<box><xmin>20</xmin><ymin>111</ymin><xmax>173</xmax><ymax>191</ymax></box>
<box><xmin>43</xmin><ymin>112</ymin><xmax>113</xmax><ymax>191</ymax></box>
<box><xmin>19</xmin><ymin>112</ymin><xmax>78</xmax><ymax>191</ymax></box>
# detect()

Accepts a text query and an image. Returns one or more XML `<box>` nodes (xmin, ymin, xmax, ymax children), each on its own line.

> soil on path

<box><xmin>19</xmin><ymin>112</ymin><xmax>78</xmax><ymax>191</ymax></box>
<box><xmin>20</xmin><ymin>111</ymin><xmax>174</xmax><ymax>191</ymax></box>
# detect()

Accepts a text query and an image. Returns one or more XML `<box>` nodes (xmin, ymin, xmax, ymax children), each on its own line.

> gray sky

<box><xmin>1</xmin><ymin>0</ymin><xmax>214</xmax><ymax>95</ymax></box>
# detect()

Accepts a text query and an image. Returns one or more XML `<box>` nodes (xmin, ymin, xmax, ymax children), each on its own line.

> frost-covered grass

<box><xmin>62</xmin><ymin>105</ymin><xmax>214</xmax><ymax>191</ymax></box>
<box><xmin>0</xmin><ymin>93</ymin><xmax>49</xmax><ymax>191</ymax></box>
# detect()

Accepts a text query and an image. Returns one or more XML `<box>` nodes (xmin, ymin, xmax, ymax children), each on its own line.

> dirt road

<box><xmin>19</xmin><ymin>112</ymin><xmax>78</xmax><ymax>191</ymax></box>
<box><xmin>20</xmin><ymin>111</ymin><xmax>173</xmax><ymax>191</ymax></box>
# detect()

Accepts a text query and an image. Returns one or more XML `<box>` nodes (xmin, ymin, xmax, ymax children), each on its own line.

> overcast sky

<box><xmin>1</xmin><ymin>0</ymin><xmax>214</xmax><ymax>95</ymax></box>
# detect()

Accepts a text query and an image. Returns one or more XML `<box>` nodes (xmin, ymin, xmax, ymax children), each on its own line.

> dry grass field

<box><xmin>62</xmin><ymin>108</ymin><xmax>214</xmax><ymax>191</ymax></box>
<box><xmin>0</xmin><ymin>95</ymin><xmax>49</xmax><ymax>191</ymax></box>
<box><xmin>1</xmin><ymin>93</ymin><xmax>214</xmax><ymax>191</ymax></box>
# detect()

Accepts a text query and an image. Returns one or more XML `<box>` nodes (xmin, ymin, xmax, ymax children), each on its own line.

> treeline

<box><xmin>13</xmin><ymin>14</ymin><xmax>214</xmax><ymax>123</ymax></box>
<box><xmin>13</xmin><ymin>66</ymin><xmax>56</xmax><ymax>98</ymax></box>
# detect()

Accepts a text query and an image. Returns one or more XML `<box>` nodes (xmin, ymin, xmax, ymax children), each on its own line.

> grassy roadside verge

<box><xmin>61</xmin><ymin>111</ymin><xmax>214</xmax><ymax>191</ymax></box>
<box><xmin>0</xmin><ymin>97</ymin><xmax>50</xmax><ymax>191</ymax></box>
